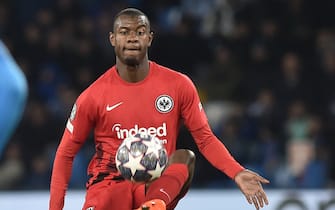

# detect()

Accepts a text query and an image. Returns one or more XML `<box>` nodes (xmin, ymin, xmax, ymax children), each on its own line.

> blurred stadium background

<box><xmin>1</xmin><ymin>0</ymin><xmax>335</xmax><ymax>209</ymax></box>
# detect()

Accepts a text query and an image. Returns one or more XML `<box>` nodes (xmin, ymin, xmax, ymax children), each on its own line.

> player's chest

<box><xmin>98</xmin><ymin>86</ymin><xmax>179</xmax><ymax>125</ymax></box>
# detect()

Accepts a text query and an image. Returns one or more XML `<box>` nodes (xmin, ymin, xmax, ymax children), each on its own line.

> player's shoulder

<box><xmin>77</xmin><ymin>67</ymin><xmax>114</xmax><ymax>99</ymax></box>
<box><xmin>151</xmin><ymin>61</ymin><xmax>192</xmax><ymax>82</ymax></box>
<box><xmin>86</xmin><ymin>67</ymin><xmax>114</xmax><ymax>89</ymax></box>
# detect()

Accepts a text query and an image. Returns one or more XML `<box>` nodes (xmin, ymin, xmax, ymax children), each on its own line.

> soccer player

<box><xmin>49</xmin><ymin>8</ymin><xmax>269</xmax><ymax>210</ymax></box>
<box><xmin>0</xmin><ymin>40</ymin><xmax>28</xmax><ymax>157</ymax></box>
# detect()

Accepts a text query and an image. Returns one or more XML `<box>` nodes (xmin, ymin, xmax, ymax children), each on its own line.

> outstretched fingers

<box><xmin>251</xmin><ymin>185</ymin><xmax>269</xmax><ymax>209</ymax></box>
<box><xmin>252</xmin><ymin>194</ymin><xmax>260</xmax><ymax>209</ymax></box>
<box><xmin>236</xmin><ymin>169</ymin><xmax>270</xmax><ymax>209</ymax></box>
<box><xmin>244</xmin><ymin>179</ymin><xmax>269</xmax><ymax>209</ymax></box>
<box><xmin>259</xmin><ymin>188</ymin><xmax>269</xmax><ymax>205</ymax></box>
<box><xmin>245</xmin><ymin>191</ymin><xmax>266</xmax><ymax>210</ymax></box>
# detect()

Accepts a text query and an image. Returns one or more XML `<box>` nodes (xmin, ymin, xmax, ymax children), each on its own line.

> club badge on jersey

<box><xmin>155</xmin><ymin>95</ymin><xmax>174</xmax><ymax>113</ymax></box>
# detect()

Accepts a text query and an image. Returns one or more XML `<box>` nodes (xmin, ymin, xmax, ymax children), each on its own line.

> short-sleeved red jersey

<box><xmin>50</xmin><ymin>61</ymin><xmax>243</xmax><ymax>210</ymax></box>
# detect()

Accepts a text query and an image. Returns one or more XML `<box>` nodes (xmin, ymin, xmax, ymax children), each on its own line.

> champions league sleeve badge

<box><xmin>70</xmin><ymin>103</ymin><xmax>77</xmax><ymax>121</ymax></box>
<box><xmin>67</xmin><ymin>103</ymin><xmax>77</xmax><ymax>133</ymax></box>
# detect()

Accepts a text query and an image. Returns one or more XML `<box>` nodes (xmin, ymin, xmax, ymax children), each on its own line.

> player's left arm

<box><xmin>178</xmin><ymin>74</ymin><xmax>243</xmax><ymax>177</ymax></box>
<box><xmin>179</xmin><ymin>74</ymin><xmax>269</xmax><ymax>209</ymax></box>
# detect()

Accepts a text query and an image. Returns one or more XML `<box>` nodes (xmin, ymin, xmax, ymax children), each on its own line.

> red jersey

<box><xmin>50</xmin><ymin>61</ymin><xmax>243</xmax><ymax>209</ymax></box>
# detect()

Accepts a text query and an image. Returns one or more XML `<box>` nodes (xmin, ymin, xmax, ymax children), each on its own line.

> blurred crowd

<box><xmin>1</xmin><ymin>0</ymin><xmax>335</xmax><ymax>191</ymax></box>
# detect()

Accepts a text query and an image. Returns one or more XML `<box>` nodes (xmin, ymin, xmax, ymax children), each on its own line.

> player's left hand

<box><xmin>234</xmin><ymin>169</ymin><xmax>270</xmax><ymax>209</ymax></box>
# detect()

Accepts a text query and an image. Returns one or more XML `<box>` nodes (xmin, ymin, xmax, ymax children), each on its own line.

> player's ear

<box><xmin>109</xmin><ymin>32</ymin><xmax>115</xmax><ymax>47</ymax></box>
<box><xmin>148</xmin><ymin>31</ymin><xmax>154</xmax><ymax>47</ymax></box>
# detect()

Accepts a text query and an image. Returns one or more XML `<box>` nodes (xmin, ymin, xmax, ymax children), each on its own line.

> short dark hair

<box><xmin>113</xmin><ymin>8</ymin><xmax>150</xmax><ymax>32</ymax></box>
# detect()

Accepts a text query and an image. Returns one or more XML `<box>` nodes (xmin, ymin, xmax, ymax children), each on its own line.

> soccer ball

<box><xmin>115</xmin><ymin>133</ymin><xmax>168</xmax><ymax>182</ymax></box>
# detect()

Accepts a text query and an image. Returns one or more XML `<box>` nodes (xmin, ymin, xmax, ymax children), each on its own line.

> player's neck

<box><xmin>116</xmin><ymin>59</ymin><xmax>150</xmax><ymax>83</ymax></box>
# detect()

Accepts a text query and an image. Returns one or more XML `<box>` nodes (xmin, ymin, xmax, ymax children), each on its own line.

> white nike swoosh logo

<box><xmin>106</xmin><ymin>102</ymin><xmax>123</xmax><ymax>111</ymax></box>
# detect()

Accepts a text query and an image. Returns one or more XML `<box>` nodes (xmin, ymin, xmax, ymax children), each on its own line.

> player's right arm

<box><xmin>49</xmin><ymin>91</ymin><xmax>96</xmax><ymax>210</ymax></box>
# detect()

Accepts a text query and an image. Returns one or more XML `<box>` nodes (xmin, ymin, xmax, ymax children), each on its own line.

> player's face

<box><xmin>110</xmin><ymin>15</ymin><xmax>153</xmax><ymax>66</ymax></box>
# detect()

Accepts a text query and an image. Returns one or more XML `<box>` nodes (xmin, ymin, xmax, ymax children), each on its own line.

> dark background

<box><xmin>0</xmin><ymin>0</ymin><xmax>335</xmax><ymax>190</ymax></box>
